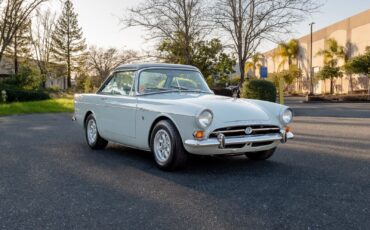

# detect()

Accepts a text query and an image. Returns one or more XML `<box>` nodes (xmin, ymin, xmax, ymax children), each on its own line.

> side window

<box><xmin>101</xmin><ymin>71</ymin><xmax>135</xmax><ymax>96</ymax></box>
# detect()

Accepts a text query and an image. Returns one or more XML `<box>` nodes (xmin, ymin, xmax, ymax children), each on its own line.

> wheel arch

<box><xmin>83</xmin><ymin>111</ymin><xmax>94</xmax><ymax>128</ymax></box>
<box><xmin>148</xmin><ymin>115</ymin><xmax>182</xmax><ymax>148</ymax></box>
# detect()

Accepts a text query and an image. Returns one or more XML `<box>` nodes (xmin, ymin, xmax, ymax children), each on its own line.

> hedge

<box><xmin>0</xmin><ymin>84</ymin><xmax>50</xmax><ymax>103</ymax></box>
<box><xmin>240</xmin><ymin>79</ymin><xmax>276</xmax><ymax>102</ymax></box>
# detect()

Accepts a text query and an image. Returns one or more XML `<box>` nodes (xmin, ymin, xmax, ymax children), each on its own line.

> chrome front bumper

<box><xmin>183</xmin><ymin>131</ymin><xmax>294</xmax><ymax>155</ymax></box>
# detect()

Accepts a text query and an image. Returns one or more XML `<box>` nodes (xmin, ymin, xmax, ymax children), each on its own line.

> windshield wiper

<box><xmin>170</xmin><ymin>86</ymin><xmax>212</xmax><ymax>94</ymax></box>
<box><xmin>170</xmin><ymin>86</ymin><xmax>190</xmax><ymax>90</ymax></box>
<box><xmin>145</xmin><ymin>87</ymin><xmax>173</xmax><ymax>91</ymax></box>
<box><xmin>185</xmin><ymin>89</ymin><xmax>213</xmax><ymax>94</ymax></box>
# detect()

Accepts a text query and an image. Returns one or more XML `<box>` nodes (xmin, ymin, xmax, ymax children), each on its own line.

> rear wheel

<box><xmin>85</xmin><ymin>114</ymin><xmax>108</xmax><ymax>150</ymax></box>
<box><xmin>245</xmin><ymin>148</ymin><xmax>276</xmax><ymax>160</ymax></box>
<box><xmin>150</xmin><ymin>120</ymin><xmax>187</xmax><ymax>171</ymax></box>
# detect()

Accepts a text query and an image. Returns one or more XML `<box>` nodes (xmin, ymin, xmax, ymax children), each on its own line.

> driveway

<box><xmin>0</xmin><ymin>103</ymin><xmax>369</xmax><ymax>229</ymax></box>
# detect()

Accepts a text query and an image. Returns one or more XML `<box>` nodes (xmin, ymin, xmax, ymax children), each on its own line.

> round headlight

<box><xmin>281</xmin><ymin>108</ymin><xmax>293</xmax><ymax>125</ymax></box>
<box><xmin>196</xmin><ymin>110</ymin><xmax>213</xmax><ymax>129</ymax></box>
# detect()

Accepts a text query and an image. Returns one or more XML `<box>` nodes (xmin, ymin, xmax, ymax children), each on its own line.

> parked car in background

<box><xmin>73</xmin><ymin>63</ymin><xmax>294</xmax><ymax>170</ymax></box>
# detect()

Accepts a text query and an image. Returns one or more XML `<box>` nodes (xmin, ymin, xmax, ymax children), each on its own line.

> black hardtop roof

<box><xmin>115</xmin><ymin>63</ymin><xmax>199</xmax><ymax>71</ymax></box>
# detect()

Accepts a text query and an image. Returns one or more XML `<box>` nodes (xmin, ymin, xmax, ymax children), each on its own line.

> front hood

<box><xmin>143</xmin><ymin>93</ymin><xmax>272</xmax><ymax>123</ymax></box>
<box><xmin>183</xmin><ymin>94</ymin><xmax>271</xmax><ymax>123</ymax></box>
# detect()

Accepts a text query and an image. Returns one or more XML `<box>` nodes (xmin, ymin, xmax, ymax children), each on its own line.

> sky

<box><xmin>47</xmin><ymin>0</ymin><xmax>370</xmax><ymax>53</ymax></box>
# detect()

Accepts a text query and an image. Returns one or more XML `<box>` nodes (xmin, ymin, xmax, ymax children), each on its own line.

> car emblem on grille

<box><xmin>245</xmin><ymin>127</ymin><xmax>253</xmax><ymax>135</ymax></box>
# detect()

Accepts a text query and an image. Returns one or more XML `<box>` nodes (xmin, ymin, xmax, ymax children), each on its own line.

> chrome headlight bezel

<box><xmin>196</xmin><ymin>109</ymin><xmax>213</xmax><ymax>129</ymax></box>
<box><xmin>280</xmin><ymin>108</ymin><xmax>293</xmax><ymax>125</ymax></box>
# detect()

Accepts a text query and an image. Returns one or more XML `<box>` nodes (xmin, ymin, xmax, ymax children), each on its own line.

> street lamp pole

<box><xmin>309</xmin><ymin>22</ymin><xmax>315</xmax><ymax>95</ymax></box>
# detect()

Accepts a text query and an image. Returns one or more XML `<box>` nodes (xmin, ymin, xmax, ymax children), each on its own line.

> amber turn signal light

<box><xmin>285</xmin><ymin>126</ymin><xmax>291</xmax><ymax>132</ymax></box>
<box><xmin>193</xmin><ymin>131</ymin><xmax>205</xmax><ymax>139</ymax></box>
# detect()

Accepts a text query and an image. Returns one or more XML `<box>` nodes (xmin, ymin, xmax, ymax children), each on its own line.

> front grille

<box><xmin>209</xmin><ymin>125</ymin><xmax>280</xmax><ymax>138</ymax></box>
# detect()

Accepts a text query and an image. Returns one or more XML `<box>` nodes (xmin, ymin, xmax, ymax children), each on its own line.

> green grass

<box><xmin>0</xmin><ymin>98</ymin><xmax>74</xmax><ymax>116</ymax></box>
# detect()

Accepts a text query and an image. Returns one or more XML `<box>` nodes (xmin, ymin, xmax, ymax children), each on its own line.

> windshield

<box><xmin>138</xmin><ymin>69</ymin><xmax>212</xmax><ymax>94</ymax></box>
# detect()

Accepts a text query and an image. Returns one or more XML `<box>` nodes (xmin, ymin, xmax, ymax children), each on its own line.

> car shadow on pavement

<box><xmin>101</xmin><ymin>143</ymin><xmax>290</xmax><ymax>175</ymax></box>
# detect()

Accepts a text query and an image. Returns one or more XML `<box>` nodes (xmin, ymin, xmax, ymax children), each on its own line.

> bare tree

<box><xmin>0</xmin><ymin>0</ymin><xmax>47</xmax><ymax>63</ymax></box>
<box><xmin>87</xmin><ymin>46</ymin><xmax>138</xmax><ymax>82</ymax></box>
<box><xmin>123</xmin><ymin>0</ymin><xmax>209</xmax><ymax>65</ymax></box>
<box><xmin>213</xmin><ymin>0</ymin><xmax>322</xmax><ymax>84</ymax></box>
<box><xmin>30</xmin><ymin>8</ymin><xmax>56</xmax><ymax>87</ymax></box>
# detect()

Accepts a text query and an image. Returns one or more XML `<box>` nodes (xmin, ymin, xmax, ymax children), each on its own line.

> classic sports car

<box><xmin>73</xmin><ymin>63</ymin><xmax>294</xmax><ymax>170</ymax></box>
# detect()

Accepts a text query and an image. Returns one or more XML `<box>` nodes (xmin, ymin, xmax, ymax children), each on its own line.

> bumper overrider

<box><xmin>184</xmin><ymin>130</ymin><xmax>294</xmax><ymax>155</ymax></box>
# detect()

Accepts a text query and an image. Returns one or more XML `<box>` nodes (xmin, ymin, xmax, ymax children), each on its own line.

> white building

<box><xmin>263</xmin><ymin>9</ymin><xmax>370</xmax><ymax>94</ymax></box>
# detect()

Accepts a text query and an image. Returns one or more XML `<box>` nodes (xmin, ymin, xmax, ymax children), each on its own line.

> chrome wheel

<box><xmin>87</xmin><ymin>119</ymin><xmax>97</xmax><ymax>145</ymax></box>
<box><xmin>153</xmin><ymin>129</ymin><xmax>172</xmax><ymax>163</ymax></box>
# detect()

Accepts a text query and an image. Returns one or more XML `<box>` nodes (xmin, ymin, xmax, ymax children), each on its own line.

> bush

<box><xmin>0</xmin><ymin>84</ymin><xmax>50</xmax><ymax>102</ymax></box>
<box><xmin>241</xmin><ymin>79</ymin><xmax>277</xmax><ymax>102</ymax></box>
<box><xmin>3</xmin><ymin>64</ymin><xmax>43</xmax><ymax>90</ymax></box>
<box><xmin>229</xmin><ymin>76</ymin><xmax>241</xmax><ymax>86</ymax></box>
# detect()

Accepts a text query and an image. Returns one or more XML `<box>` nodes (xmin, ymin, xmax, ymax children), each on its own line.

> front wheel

<box><xmin>245</xmin><ymin>148</ymin><xmax>276</xmax><ymax>160</ymax></box>
<box><xmin>150</xmin><ymin>120</ymin><xmax>187</xmax><ymax>171</ymax></box>
<box><xmin>85</xmin><ymin>114</ymin><xmax>108</xmax><ymax>150</ymax></box>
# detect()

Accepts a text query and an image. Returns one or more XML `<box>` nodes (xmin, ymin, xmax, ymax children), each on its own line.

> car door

<box><xmin>98</xmin><ymin>71</ymin><xmax>137</xmax><ymax>144</ymax></box>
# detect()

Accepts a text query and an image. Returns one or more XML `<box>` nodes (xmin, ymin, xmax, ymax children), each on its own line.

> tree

<box><xmin>316</xmin><ymin>65</ymin><xmax>342</xmax><ymax>94</ymax></box>
<box><xmin>51</xmin><ymin>0</ymin><xmax>86</xmax><ymax>88</ymax></box>
<box><xmin>158</xmin><ymin>37</ymin><xmax>236</xmax><ymax>81</ymax></box>
<box><xmin>344</xmin><ymin>42</ymin><xmax>354</xmax><ymax>93</ymax></box>
<box><xmin>124</xmin><ymin>0</ymin><xmax>209</xmax><ymax>65</ymax></box>
<box><xmin>245</xmin><ymin>52</ymin><xmax>263</xmax><ymax>78</ymax></box>
<box><xmin>30</xmin><ymin>8</ymin><xmax>57</xmax><ymax>87</ymax></box>
<box><xmin>288</xmin><ymin>64</ymin><xmax>302</xmax><ymax>91</ymax></box>
<box><xmin>87</xmin><ymin>46</ymin><xmax>138</xmax><ymax>85</ymax></box>
<box><xmin>5</xmin><ymin>18</ymin><xmax>31</xmax><ymax>74</ymax></box>
<box><xmin>0</xmin><ymin>0</ymin><xmax>46</xmax><ymax>63</ymax></box>
<box><xmin>344</xmin><ymin>47</ymin><xmax>370</xmax><ymax>95</ymax></box>
<box><xmin>268</xmin><ymin>65</ymin><xmax>301</xmax><ymax>91</ymax></box>
<box><xmin>212</xmin><ymin>0</ymin><xmax>321</xmax><ymax>84</ymax></box>
<box><xmin>189</xmin><ymin>39</ymin><xmax>235</xmax><ymax>79</ymax></box>
<box><xmin>274</xmin><ymin>39</ymin><xmax>301</xmax><ymax>92</ymax></box>
<box><xmin>316</xmin><ymin>38</ymin><xmax>345</xmax><ymax>94</ymax></box>
<box><xmin>278</xmin><ymin>39</ymin><xmax>299</xmax><ymax>68</ymax></box>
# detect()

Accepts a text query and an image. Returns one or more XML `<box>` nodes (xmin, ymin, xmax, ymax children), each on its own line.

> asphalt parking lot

<box><xmin>0</xmin><ymin>99</ymin><xmax>369</xmax><ymax>229</ymax></box>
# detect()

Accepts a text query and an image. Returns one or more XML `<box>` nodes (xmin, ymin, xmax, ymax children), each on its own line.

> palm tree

<box><xmin>316</xmin><ymin>38</ymin><xmax>345</xmax><ymax>94</ymax></box>
<box><xmin>277</xmin><ymin>39</ymin><xmax>299</xmax><ymax>69</ymax></box>
<box><xmin>245</xmin><ymin>52</ymin><xmax>264</xmax><ymax>78</ymax></box>
<box><xmin>277</xmin><ymin>39</ymin><xmax>300</xmax><ymax>93</ymax></box>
